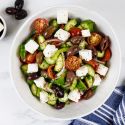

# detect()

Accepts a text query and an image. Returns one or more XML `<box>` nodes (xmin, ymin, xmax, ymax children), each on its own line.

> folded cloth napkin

<box><xmin>69</xmin><ymin>86</ymin><xmax>125</xmax><ymax>125</ymax></box>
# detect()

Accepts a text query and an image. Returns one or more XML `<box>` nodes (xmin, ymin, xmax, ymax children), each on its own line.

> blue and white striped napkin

<box><xmin>69</xmin><ymin>86</ymin><xmax>125</xmax><ymax>125</ymax></box>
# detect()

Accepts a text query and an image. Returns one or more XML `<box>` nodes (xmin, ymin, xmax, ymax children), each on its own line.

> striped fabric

<box><xmin>70</xmin><ymin>86</ymin><xmax>125</xmax><ymax>125</ymax></box>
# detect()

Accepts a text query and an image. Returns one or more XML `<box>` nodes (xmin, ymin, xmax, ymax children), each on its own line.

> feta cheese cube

<box><xmin>57</xmin><ymin>10</ymin><xmax>68</xmax><ymax>24</ymax></box>
<box><xmin>96</xmin><ymin>64</ymin><xmax>108</xmax><ymax>76</ymax></box>
<box><xmin>76</xmin><ymin>66</ymin><xmax>88</xmax><ymax>77</ymax></box>
<box><xmin>79</xmin><ymin>49</ymin><xmax>92</xmax><ymax>61</ymax></box>
<box><xmin>68</xmin><ymin>89</ymin><xmax>80</xmax><ymax>102</ymax></box>
<box><xmin>40</xmin><ymin>91</ymin><xmax>48</xmax><ymax>103</ymax></box>
<box><xmin>43</xmin><ymin>44</ymin><xmax>58</xmax><ymax>58</ymax></box>
<box><xmin>34</xmin><ymin>77</ymin><xmax>46</xmax><ymax>89</ymax></box>
<box><xmin>93</xmin><ymin>74</ymin><xmax>102</xmax><ymax>86</ymax></box>
<box><xmin>54</xmin><ymin>29</ymin><xmax>70</xmax><ymax>41</ymax></box>
<box><xmin>0</xmin><ymin>22</ymin><xmax>4</xmax><ymax>32</ymax></box>
<box><xmin>27</xmin><ymin>63</ymin><xmax>38</xmax><ymax>73</ymax></box>
<box><xmin>81</xmin><ymin>29</ymin><xmax>91</xmax><ymax>37</ymax></box>
<box><xmin>25</xmin><ymin>39</ymin><xmax>39</xmax><ymax>54</ymax></box>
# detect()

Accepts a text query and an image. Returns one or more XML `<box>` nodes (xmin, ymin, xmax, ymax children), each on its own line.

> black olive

<box><xmin>66</xmin><ymin>71</ymin><xmax>76</xmax><ymax>83</ymax></box>
<box><xmin>28</xmin><ymin>73</ymin><xmax>40</xmax><ymax>80</ymax></box>
<box><xmin>5</xmin><ymin>7</ymin><xmax>17</xmax><ymax>15</ymax></box>
<box><xmin>70</xmin><ymin>36</ymin><xmax>84</xmax><ymax>45</ymax></box>
<box><xmin>54</xmin><ymin>101</ymin><xmax>65</xmax><ymax>109</ymax></box>
<box><xmin>15</xmin><ymin>9</ymin><xmax>27</xmax><ymax>20</ymax></box>
<box><xmin>51</xmin><ymin>84</ymin><xmax>64</xmax><ymax>98</ymax></box>
<box><xmin>15</xmin><ymin>0</ymin><xmax>24</xmax><ymax>10</ymax></box>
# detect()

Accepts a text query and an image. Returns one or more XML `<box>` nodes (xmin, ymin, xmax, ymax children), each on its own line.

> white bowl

<box><xmin>10</xmin><ymin>5</ymin><xmax>121</xmax><ymax>120</ymax></box>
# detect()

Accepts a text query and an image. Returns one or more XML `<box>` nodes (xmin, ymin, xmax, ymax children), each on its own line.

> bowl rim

<box><xmin>9</xmin><ymin>5</ymin><xmax>121</xmax><ymax>120</ymax></box>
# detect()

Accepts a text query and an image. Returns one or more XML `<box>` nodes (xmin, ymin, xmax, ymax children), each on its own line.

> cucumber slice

<box><xmin>85</xmin><ymin>75</ymin><xmax>93</xmax><ymax>88</ymax></box>
<box><xmin>85</xmin><ymin>64</ymin><xmax>95</xmax><ymax>77</ymax></box>
<box><xmin>47</xmin><ymin>94</ymin><xmax>57</xmax><ymax>105</ymax></box>
<box><xmin>37</xmin><ymin>35</ymin><xmax>46</xmax><ymax>50</ymax></box>
<box><xmin>59</xmin><ymin>93</ymin><xmax>68</xmax><ymax>102</ymax></box>
<box><xmin>64</xmin><ymin>19</ymin><xmax>77</xmax><ymax>31</ymax></box>
<box><xmin>54</xmin><ymin>54</ymin><xmax>64</xmax><ymax>72</ymax></box>
<box><xmin>97</xmin><ymin>51</ymin><xmax>105</xmax><ymax>58</ymax></box>
<box><xmin>21</xmin><ymin>64</ymin><xmax>28</xmax><ymax>74</ymax></box>
<box><xmin>27</xmin><ymin>79</ymin><xmax>34</xmax><ymax>86</ymax></box>
<box><xmin>39</xmin><ymin>60</ymin><xmax>49</xmax><ymax>69</ymax></box>
<box><xmin>79</xmin><ymin>40</ymin><xmax>88</xmax><ymax>49</ymax></box>
<box><xmin>70</xmin><ymin>78</ymin><xmax>77</xmax><ymax>90</ymax></box>
<box><xmin>19</xmin><ymin>44</ymin><xmax>26</xmax><ymax>61</ymax></box>
<box><xmin>36</xmin><ymin>88</ymin><xmax>42</xmax><ymax>98</ymax></box>
<box><xmin>49</xmin><ymin>19</ymin><xmax>59</xmax><ymax>28</ymax></box>
<box><xmin>77</xmin><ymin>79</ymin><xmax>87</xmax><ymax>91</ymax></box>
<box><xmin>30</xmin><ymin>84</ymin><xmax>37</xmax><ymax>96</ymax></box>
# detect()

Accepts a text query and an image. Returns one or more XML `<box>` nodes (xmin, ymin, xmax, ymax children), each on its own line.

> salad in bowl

<box><xmin>18</xmin><ymin>10</ymin><xmax>111</xmax><ymax>109</ymax></box>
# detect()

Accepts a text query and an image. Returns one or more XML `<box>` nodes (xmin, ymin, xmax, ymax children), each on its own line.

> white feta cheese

<box><xmin>57</xmin><ymin>10</ymin><xmax>68</xmax><ymax>24</ymax></box>
<box><xmin>0</xmin><ymin>22</ymin><xmax>4</xmax><ymax>32</ymax></box>
<box><xmin>34</xmin><ymin>77</ymin><xmax>46</xmax><ymax>89</ymax></box>
<box><xmin>81</xmin><ymin>29</ymin><xmax>91</xmax><ymax>37</ymax></box>
<box><xmin>54</xmin><ymin>29</ymin><xmax>70</xmax><ymax>41</ymax></box>
<box><xmin>79</xmin><ymin>49</ymin><xmax>92</xmax><ymax>61</ymax></box>
<box><xmin>76</xmin><ymin>66</ymin><xmax>88</xmax><ymax>77</ymax></box>
<box><xmin>40</xmin><ymin>91</ymin><xmax>48</xmax><ymax>103</ymax></box>
<box><xmin>96</xmin><ymin>64</ymin><xmax>108</xmax><ymax>76</ymax></box>
<box><xmin>93</xmin><ymin>74</ymin><xmax>102</xmax><ymax>86</ymax></box>
<box><xmin>25</xmin><ymin>39</ymin><xmax>39</xmax><ymax>54</ymax></box>
<box><xmin>68</xmin><ymin>89</ymin><xmax>80</xmax><ymax>102</ymax></box>
<box><xmin>27</xmin><ymin>63</ymin><xmax>38</xmax><ymax>73</ymax></box>
<box><xmin>43</xmin><ymin>44</ymin><xmax>58</xmax><ymax>58</ymax></box>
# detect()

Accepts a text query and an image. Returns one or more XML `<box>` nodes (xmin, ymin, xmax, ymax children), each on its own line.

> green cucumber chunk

<box><xmin>47</xmin><ymin>93</ymin><xmax>57</xmax><ymax>105</ymax></box>
<box><xmin>49</xmin><ymin>19</ymin><xmax>59</xmax><ymax>28</ymax></box>
<box><xmin>70</xmin><ymin>78</ymin><xmax>77</xmax><ymax>90</ymax></box>
<box><xmin>19</xmin><ymin>44</ymin><xmax>26</xmax><ymax>61</ymax></box>
<box><xmin>59</xmin><ymin>93</ymin><xmax>68</xmax><ymax>102</ymax></box>
<box><xmin>97</xmin><ymin>51</ymin><xmax>105</xmax><ymax>58</ymax></box>
<box><xmin>27</xmin><ymin>79</ymin><xmax>34</xmax><ymax>86</ymax></box>
<box><xmin>30</xmin><ymin>84</ymin><xmax>38</xmax><ymax>96</ymax></box>
<box><xmin>54</xmin><ymin>54</ymin><xmax>64</xmax><ymax>72</ymax></box>
<box><xmin>64</xmin><ymin>19</ymin><xmax>77</xmax><ymax>31</ymax></box>
<box><xmin>77</xmin><ymin>79</ymin><xmax>87</xmax><ymax>91</ymax></box>
<box><xmin>39</xmin><ymin>60</ymin><xmax>49</xmax><ymax>70</ymax></box>
<box><xmin>37</xmin><ymin>35</ymin><xmax>46</xmax><ymax>50</ymax></box>
<box><xmin>85</xmin><ymin>64</ymin><xmax>95</xmax><ymax>77</ymax></box>
<box><xmin>85</xmin><ymin>75</ymin><xmax>93</xmax><ymax>88</ymax></box>
<box><xmin>21</xmin><ymin>64</ymin><xmax>28</xmax><ymax>74</ymax></box>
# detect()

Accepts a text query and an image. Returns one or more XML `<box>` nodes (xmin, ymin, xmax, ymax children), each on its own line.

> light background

<box><xmin>0</xmin><ymin>0</ymin><xmax>125</xmax><ymax>124</ymax></box>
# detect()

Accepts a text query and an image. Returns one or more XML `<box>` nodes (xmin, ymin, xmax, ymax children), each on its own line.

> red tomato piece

<box><xmin>47</xmin><ymin>65</ymin><xmax>55</xmax><ymax>79</ymax></box>
<box><xmin>33</xmin><ymin>18</ymin><xmax>48</xmax><ymax>34</ymax></box>
<box><xmin>87</xmin><ymin>59</ymin><xmax>99</xmax><ymax>70</ymax></box>
<box><xmin>26</xmin><ymin>51</ymin><xmax>37</xmax><ymax>63</ymax></box>
<box><xmin>69</xmin><ymin>27</ymin><xmax>82</xmax><ymax>37</ymax></box>
<box><xmin>102</xmin><ymin>48</ymin><xmax>112</xmax><ymax>62</ymax></box>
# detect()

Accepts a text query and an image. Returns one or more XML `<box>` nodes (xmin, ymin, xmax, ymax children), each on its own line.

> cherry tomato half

<box><xmin>47</xmin><ymin>65</ymin><xmax>55</xmax><ymax>79</ymax></box>
<box><xmin>33</xmin><ymin>18</ymin><xmax>48</xmax><ymax>34</ymax></box>
<box><xmin>87</xmin><ymin>59</ymin><xmax>99</xmax><ymax>70</ymax></box>
<box><xmin>69</xmin><ymin>27</ymin><xmax>82</xmax><ymax>37</ymax></box>
<box><xmin>26</xmin><ymin>51</ymin><xmax>37</xmax><ymax>63</ymax></box>
<box><xmin>102</xmin><ymin>48</ymin><xmax>112</xmax><ymax>62</ymax></box>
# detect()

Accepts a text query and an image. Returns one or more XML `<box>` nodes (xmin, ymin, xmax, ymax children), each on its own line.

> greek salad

<box><xmin>19</xmin><ymin>10</ymin><xmax>112</xmax><ymax>109</ymax></box>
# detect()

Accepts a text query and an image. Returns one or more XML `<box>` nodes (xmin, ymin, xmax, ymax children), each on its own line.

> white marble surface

<box><xmin>0</xmin><ymin>0</ymin><xmax>125</xmax><ymax>125</ymax></box>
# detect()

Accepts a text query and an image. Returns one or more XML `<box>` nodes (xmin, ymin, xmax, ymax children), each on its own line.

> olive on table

<box><xmin>36</xmin><ymin>52</ymin><xmax>43</xmax><ymax>64</ymax></box>
<box><xmin>55</xmin><ymin>101</ymin><xmax>65</xmax><ymax>109</ymax></box>
<box><xmin>87</xmin><ymin>33</ymin><xmax>102</xmax><ymax>46</ymax></box>
<box><xmin>5</xmin><ymin>7</ymin><xmax>17</xmax><ymax>15</ymax></box>
<box><xmin>51</xmin><ymin>84</ymin><xmax>64</xmax><ymax>98</ymax></box>
<box><xmin>28</xmin><ymin>73</ymin><xmax>40</xmax><ymax>80</ymax></box>
<box><xmin>70</xmin><ymin>36</ymin><xmax>84</xmax><ymax>45</ymax></box>
<box><xmin>43</xmin><ymin>26</ymin><xmax>56</xmax><ymax>39</ymax></box>
<box><xmin>66</xmin><ymin>45</ymin><xmax>80</xmax><ymax>57</ymax></box>
<box><xmin>15</xmin><ymin>0</ymin><xmax>24</xmax><ymax>10</ymax></box>
<box><xmin>15</xmin><ymin>9</ymin><xmax>27</xmax><ymax>20</ymax></box>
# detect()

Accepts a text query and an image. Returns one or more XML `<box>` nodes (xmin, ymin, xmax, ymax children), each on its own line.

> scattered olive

<box><xmin>66</xmin><ymin>45</ymin><xmax>80</xmax><ymax>57</ymax></box>
<box><xmin>6</xmin><ymin>7</ymin><xmax>17</xmax><ymax>15</ymax></box>
<box><xmin>70</xmin><ymin>36</ymin><xmax>84</xmax><ymax>45</ymax></box>
<box><xmin>15</xmin><ymin>9</ymin><xmax>27</xmax><ymax>20</ymax></box>
<box><xmin>54</xmin><ymin>101</ymin><xmax>65</xmax><ymax>109</ymax></box>
<box><xmin>51</xmin><ymin>84</ymin><xmax>64</xmax><ymax>98</ymax></box>
<box><xmin>28</xmin><ymin>73</ymin><xmax>40</xmax><ymax>80</ymax></box>
<box><xmin>15</xmin><ymin>0</ymin><xmax>24</xmax><ymax>10</ymax></box>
